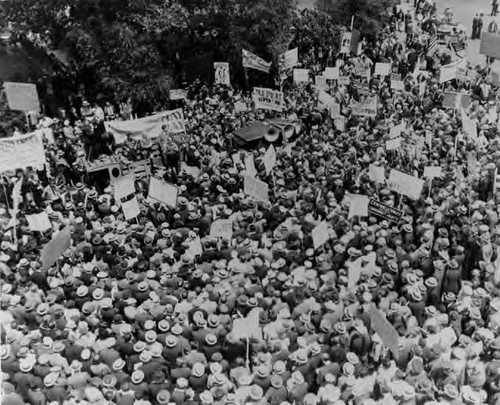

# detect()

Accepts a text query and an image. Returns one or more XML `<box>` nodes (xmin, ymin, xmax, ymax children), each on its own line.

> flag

<box><xmin>428</xmin><ymin>35</ymin><xmax>438</xmax><ymax>53</ymax></box>
<box><xmin>242</xmin><ymin>49</ymin><xmax>271</xmax><ymax>73</ymax></box>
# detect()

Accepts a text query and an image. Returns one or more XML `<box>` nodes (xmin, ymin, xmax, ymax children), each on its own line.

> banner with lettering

<box><xmin>0</xmin><ymin>133</ymin><xmax>46</xmax><ymax>173</ymax></box>
<box><xmin>105</xmin><ymin>109</ymin><xmax>186</xmax><ymax>144</ymax></box>
<box><xmin>252</xmin><ymin>88</ymin><xmax>285</xmax><ymax>112</ymax></box>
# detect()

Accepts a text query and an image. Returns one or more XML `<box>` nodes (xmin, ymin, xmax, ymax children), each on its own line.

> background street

<box><xmin>433</xmin><ymin>0</ymin><xmax>497</xmax><ymax>67</ymax></box>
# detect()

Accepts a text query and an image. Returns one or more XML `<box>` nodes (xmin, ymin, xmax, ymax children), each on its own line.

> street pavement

<box><xmin>433</xmin><ymin>0</ymin><xmax>499</xmax><ymax>68</ymax></box>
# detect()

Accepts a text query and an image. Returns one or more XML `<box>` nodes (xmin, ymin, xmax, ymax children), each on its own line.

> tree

<box><xmin>317</xmin><ymin>0</ymin><xmax>396</xmax><ymax>35</ymax></box>
<box><xmin>5</xmin><ymin>0</ymin><xmax>189</xmax><ymax>105</ymax></box>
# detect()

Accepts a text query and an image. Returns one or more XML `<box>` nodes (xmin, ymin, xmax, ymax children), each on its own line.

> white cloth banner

<box><xmin>388</xmin><ymin>169</ymin><xmax>425</xmax><ymax>200</ymax></box>
<box><xmin>0</xmin><ymin>133</ymin><xmax>46</xmax><ymax>173</ymax></box>
<box><xmin>105</xmin><ymin>109</ymin><xmax>186</xmax><ymax>144</ymax></box>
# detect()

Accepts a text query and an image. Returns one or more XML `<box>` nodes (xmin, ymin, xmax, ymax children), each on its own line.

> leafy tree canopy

<box><xmin>317</xmin><ymin>0</ymin><xmax>396</xmax><ymax>35</ymax></box>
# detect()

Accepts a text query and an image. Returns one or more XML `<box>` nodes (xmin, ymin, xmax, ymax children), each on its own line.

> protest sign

<box><xmin>41</xmin><ymin>227</ymin><xmax>71</xmax><ymax>270</ymax></box>
<box><xmin>375</xmin><ymin>63</ymin><xmax>391</xmax><ymax>76</ymax></box>
<box><xmin>348</xmin><ymin>260</ymin><xmax>363</xmax><ymax>288</ymax></box>
<box><xmin>369</xmin><ymin>164</ymin><xmax>385</xmax><ymax>183</ymax></box>
<box><xmin>388</xmin><ymin>169</ymin><xmax>425</xmax><ymax>200</ymax></box>
<box><xmin>262</xmin><ymin>145</ymin><xmax>276</xmax><ymax>174</ymax></box>
<box><xmin>386</xmin><ymin>137</ymin><xmax>401</xmax><ymax>151</ymax></box>
<box><xmin>423</xmin><ymin>166</ymin><xmax>443</xmax><ymax>179</ymax></box>
<box><xmin>368</xmin><ymin>199</ymin><xmax>403</xmax><ymax>223</ymax></box>
<box><xmin>242</xmin><ymin>49</ymin><xmax>271</xmax><ymax>73</ymax></box>
<box><xmin>348</xmin><ymin>194</ymin><xmax>369</xmax><ymax>218</ymax></box>
<box><xmin>315</xmin><ymin>75</ymin><xmax>328</xmax><ymax>91</ymax></box>
<box><xmin>338</xmin><ymin>76</ymin><xmax>350</xmax><ymax>86</ymax></box>
<box><xmin>389</xmin><ymin>121</ymin><xmax>405</xmax><ymax>139</ymax></box>
<box><xmin>114</xmin><ymin>174</ymin><xmax>135</xmax><ymax>201</ymax></box>
<box><xmin>492</xmin><ymin>70</ymin><xmax>500</xmax><ymax>86</ymax></box>
<box><xmin>180</xmin><ymin>162</ymin><xmax>201</xmax><ymax>178</ymax></box>
<box><xmin>169</xmin><ymin>89</ymin><xmax>187</xmax><ymax>100</ymax></box>
<box><xmin>244</xmin><ymin>175</ymin><xmax>269</xmax><ymax>202</ymax></box>
<box><xmin>335</xmin><ymin>116</ymin><xmax>346</xmax><ymax>131</ymax></box>
<box><xmin>293</xmin><ymin>69</ymin><xmax>310</xmax><ymax>84</ymax></box>
<box><xmin>419</xmin><ymin>82</ymin><xmax>426</xmax><ymax>97</ymax></box>
<box><xmin>330</xmin><ymin>102</ymin><xmax>341</xmax><ymax>119</ymax></box>
<box><xmin>253</xmin><ymin>88</ymin><xmax>284</xmax><ymax>112</ymax></box>
<box><xmin>351</xmin><ymin>97</ymin><xmax>377</xmax><ymax>118</ymax></box>
<box><xmin>439</xmin><ymin>63</ymin><xmax>458</xmax><ymax>83</ymax></box>
<box><xmin>324</xmin><ymin>67</ymin><xmax>339</xmax><ymax>79</ymax></box>
<box><xmin>340</xmin><ymin>32</ymin><xmax>352</xmax><ymax>54</ymax></box>
<box><xmin>462</xmin><ymin>112</ymin><xmax>478</xmax><ymax>139</ymax></box>
<box><xmin>187</xmin><ymin>236</ymin><xmax>203</xmax><ymax>257</ymax></box>
<box><xmin>214</xmin><ymin>62</ymin><xmax>231</xmax><ymax>85</ymax></box>
<box><xmin>391</xmin><ymin>80</ymin><xmax>404</xmax><ymax>91</ymax></box>
<box><xmin>106</xmin><ymin>109</ymin><xmax>186</xmax><ymax>144</ymax></box>
<box><xmin>312</xmin><ymin>221</ymin><xmax>330</xmax><ymax>250</ymax></box>
<box><xmin>232</xmin><ymin>316</ymin><xmax>262</xmax><ymax>340</ymax></box>
<box><xmin>279</xmin><ymin>48</ymin><xmax>299</xmax><ymax>71</ymax></box>
<box><xmin>26</xmin><ymin>212</ymin><xmax>52</xmax><ymax>232</ymax></box>
<box><xmin>370</xmin><ymin>305</ymin><xmax>399</xmax><ymax>358</ymax></box>
<box><xmin>210</xmin><ymin>219</ymin><xmax>233</xmax><ymax>240</ymax></box>
<box><xmin>121</xmin><ymin>197</ymin><xmax>141</xmax><ymax>220</ymax></box>
<box><xmin>234</xmin><ymin>101</ymin><xmax>248</xmax><ymax>113</ymax></box>
<box><xmin>244</xmin><ymin>154</ymin><xmax>257</xmax><ymax>177</ymax></box>
<box><xmin>0</xmin><ymin>133</ymin><xmax>46</xmax><ymax>173</ymax></box>
<box><xmin>318</xmin><ymin>90</ymin><xmax>337</xmax><ymax>116</ymax></box>
<box><xmin>148</xmin><ymin>177</ymin><xmax>179</xmax><ymax>209</ymax></box>
<box><xmin>443</xmin><ymin>92</ymin><xmax>460</xmax><ymax>109</ymax></box>
<box><xmin>3</xmin><ymin>82</ymin><xmax>40</xmax><ymax>112</ymax></box>
<box><xmin>480</xmin><ymin>32</ymin><xmax>500</xmax><ymax>58</ymax></box>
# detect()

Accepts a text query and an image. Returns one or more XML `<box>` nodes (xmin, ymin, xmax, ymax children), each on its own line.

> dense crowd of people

<box><xmin>4</xmin><ymin>1</ymin><xmax>500</xmax><ymax>404</ymax></box>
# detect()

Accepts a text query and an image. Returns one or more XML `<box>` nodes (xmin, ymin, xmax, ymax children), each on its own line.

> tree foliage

<box><xmin>317</xmin><ymin>0</ymin><xmax>396</xmax><ymax>35</ymax></box>
<box><xmin>5</xmin><ymin>0</ymin><xmax>189</xmax><ymax>103</ymax></box>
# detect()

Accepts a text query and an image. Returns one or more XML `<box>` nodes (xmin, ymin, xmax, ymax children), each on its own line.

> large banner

<box><xmin>214</xmin><ymin>62</ymin><xmax>231</xmax><ymax>85</ymax></box>
<box><xmin>480</xmin><ymin>32</ymin><xmax>500</xmax><ymax>58</ymax></box>
<box><xmin>0</xmin><ymin>133</ymin><xmax>46</xmax><ymax>173</ymax></box>
<box><xmin>105</xmin><ymin>109</ymin><xmax>186</xmax><ymax>144</ymax></box>
<box><xmin>242</xmin><ymin>49</ymin><xmax>271</xmax><ymax>73</ymax></box>
<box><xmin>252</xmin><ymin>88</ymin><xmax>284</xmax><ymax>112</ymax></box>
<box><xmin>4</xmin><ymin>82</ymin><xmax>40</xmax><ymax>112</ymax></box>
